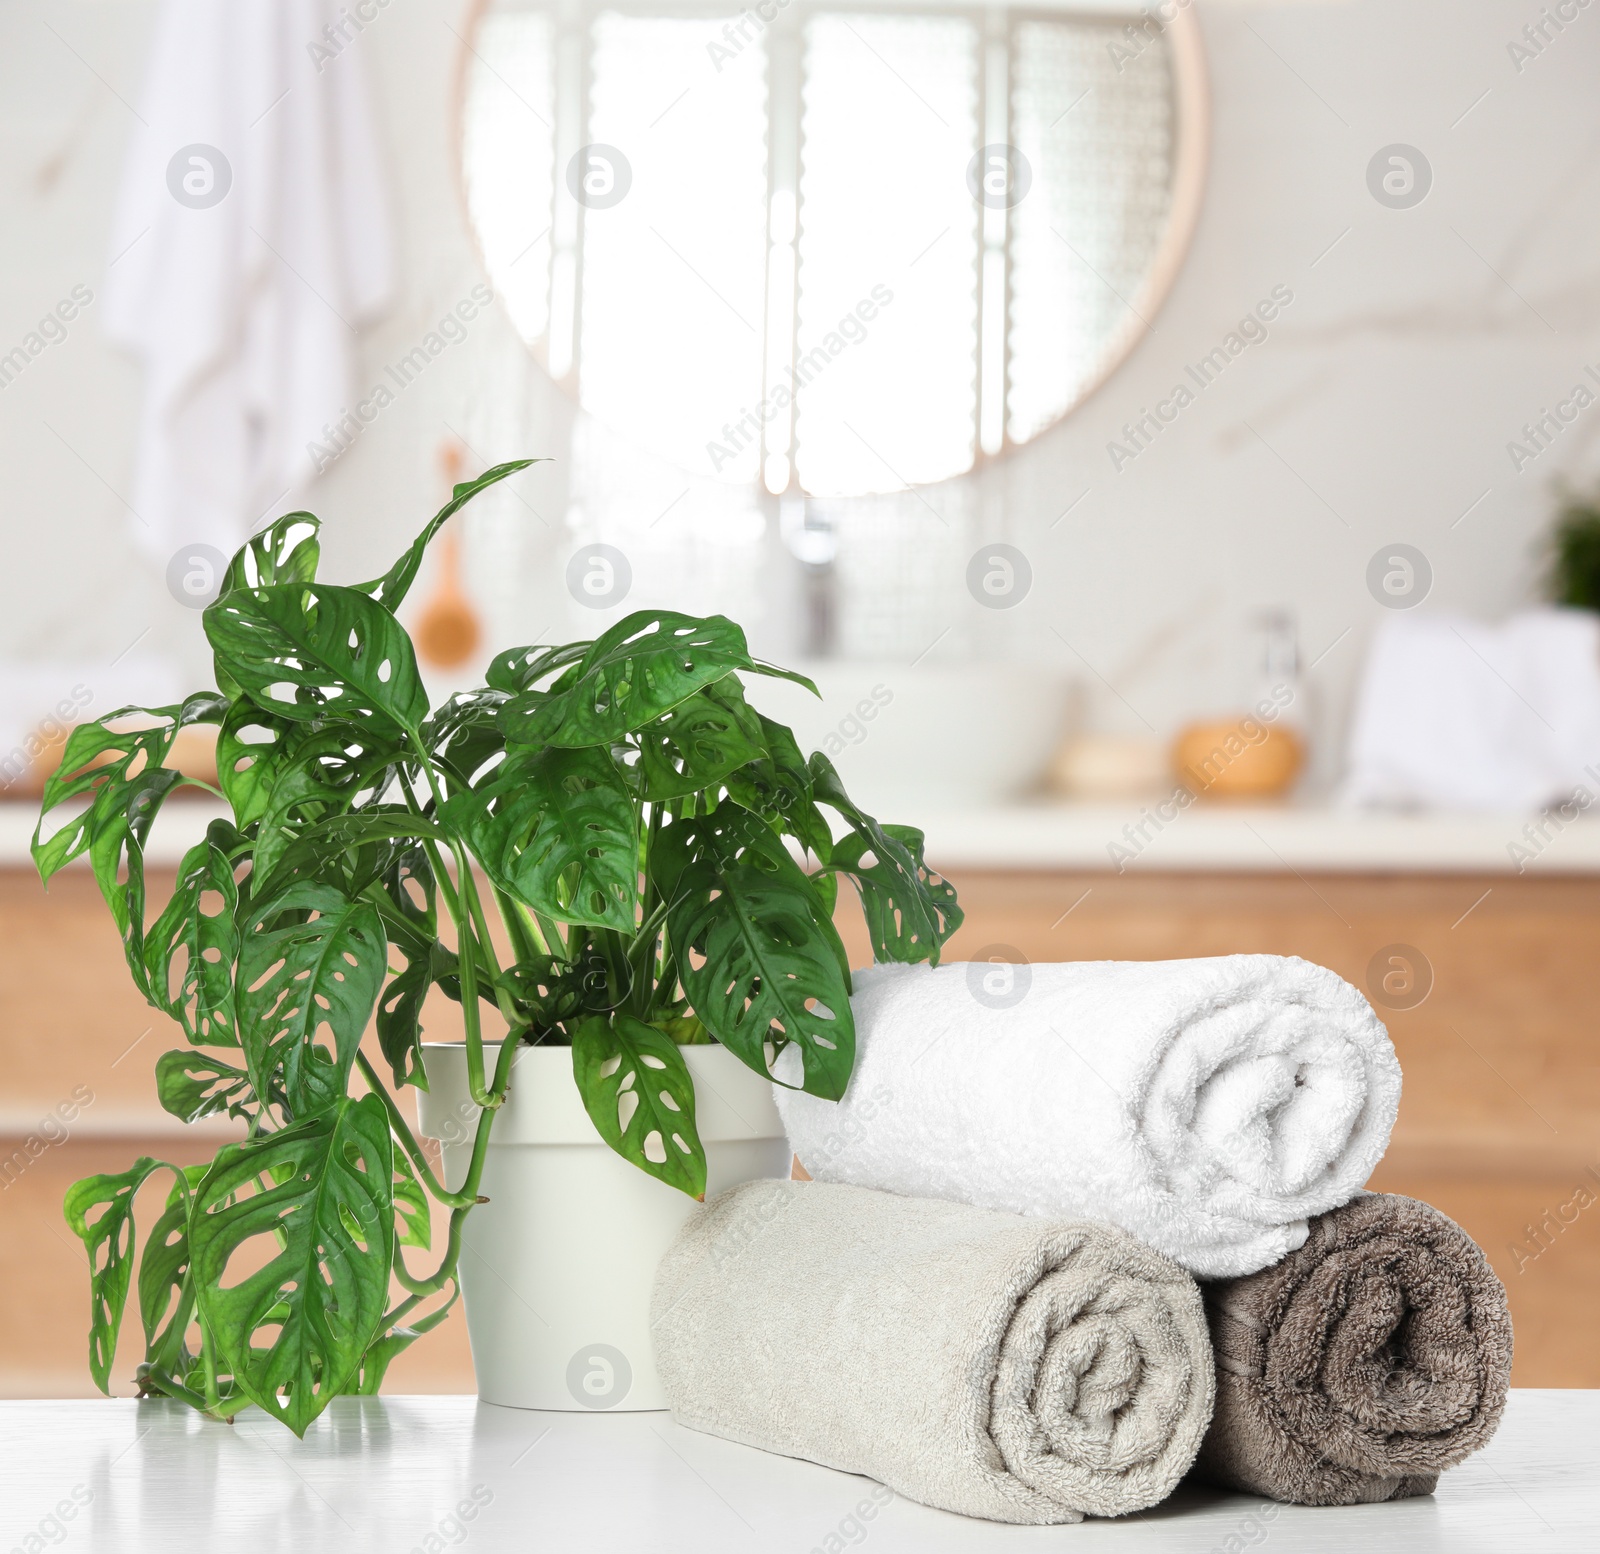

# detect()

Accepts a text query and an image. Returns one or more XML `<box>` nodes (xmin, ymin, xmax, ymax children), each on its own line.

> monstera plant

<box><xmin>38</xmin><ymin>460</ymin><xmax>961</xmax><ymax>1435</ymax></box>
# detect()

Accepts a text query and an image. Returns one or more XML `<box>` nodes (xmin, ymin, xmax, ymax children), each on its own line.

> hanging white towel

<box><xmin>103</xmin><ymin>0</ymin><xmax>395</xmax><ymax>561</ymax></box>
<box><xmin>1342</xmin><ymin>609</ymin><xmax>1600</xmax><ymax>813</ymax></box>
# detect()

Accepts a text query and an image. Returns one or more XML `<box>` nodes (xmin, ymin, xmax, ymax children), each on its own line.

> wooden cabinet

<box><xmin>2</xmin><ymin>864</ymin><xmax>1596</xmax><ymax>1396</ymax></box>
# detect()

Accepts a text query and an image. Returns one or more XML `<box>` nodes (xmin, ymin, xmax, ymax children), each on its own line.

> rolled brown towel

<box><xmin>1195</xmin><ymin>1192</ymin><xmax>1513</xmax><ymax>1505</ymax></box>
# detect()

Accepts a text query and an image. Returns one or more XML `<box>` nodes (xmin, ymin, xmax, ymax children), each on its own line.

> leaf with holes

<box><xmin>500</xmin><ymin>611</ymin><xmax>756</xmax><ymax>749</ymax></box>
<box><xmin>356</xmin><ymin>1282</ymin><xmax>458</xmax><ymax>1395</ymax></box>
<box><xmin>215</xmin><ymin>699</ymin><xmax>298</xmax><ymax>829</ymax></box>
<box><xmin>572</xmin><ymin>1014</ymin><xmax>706</xmax><ymax>1198</ymax></box>
<box><xmin>442</xmin><ymin>745</ymin><xmax>638</xmax><ymax>932</ymax></box>
<box><xmin>34</xmin><ymin>695</ymin><xmax>227</xmax><ymax>996</ymax></box>
<box><xmin>189</xmin><ymin>1096</ymin><xmax>394</xmax><ymax>1436</ymax></box>
<box><xmin>367</xmin><ymin>838</ymin><xmax>441</xmax><ymax>1089</ymax></box>
<box><xmin>423</xmin><ymin>689</ymin><xmax>509</xmax><ymax>795</ymax></box>
<box><xmin>354</xmin><ymin>459</ymin><xmax>539</xmax><ymax>613</ymax></box>
<box><xmin>145</xmin><ymin>820</ymin><xmax>243</xmax><ymax>1045</ymax></box>
<box><xmin>237</xmin><ymin>882</ymin><xmax>387</xmax><ymax>1116</ymax></box>
<box><xmin>811</xmin><ymin>754</ymin><xmax>962</xmax><ymax>966</ymax></box>
<box><xmin>485</xmin><ymin>639</ymin><xmax>588</xmax><ymax>695</ymax></box>
<box><xmin>661</xmin><ymin>810</ymin><xmax>854</xmax><ymax>1099</ymax></box>
<box><xmin>204</xmin><ymin>583</ymin><xmax>428</xmax><ymax>737</ymax></box>
<box><xmin>376</xmin><ymin>938</ymin><xmax>455</xmax><ymax>1091</ymax></box>
<box><xmin>633</xmin><ymin>675</ymin><xmax>766</xmax><ymax>800</ymax></box>
<box><xmin>220</xmin><ymin>511</ymin><xmax>322</xmax><ymax>598</ymax></box>
<box><xmin>212</xmin><ymin>513</ymin><xmax>323</xmax><ymax>701</ymax></box>
<box><xmin>393</xmin><ymin>1148</ymin><xmax>431</xmax><ymax>1250</ymax></box>
<box><xmin>138</xmin><ymin>1164</ymin><xmax>206</xmax><ymax>1377</ymax></box>
<box><xmin>248</xmin><ymin>727</ymin><xmax>409</xmax><ymax>882</ymax></box>
<box><xmin>377</xmin><ymin>839</ymin><xmax>437</xmax><ymax>942</ymax></box>
<box><xmin>726</xmin><ymin>713</ymin><xmax>834</xmax><ymax>859</ymax></box>
<box><xmin>154</xmin><ymin>1049</ymin><xmax>255</xmax><ymax>1124</ymax></box>
<box><xmin>63</xmin><ymin>1158</ymin><xmax>171</xmax><ymax>1392</ymax></box>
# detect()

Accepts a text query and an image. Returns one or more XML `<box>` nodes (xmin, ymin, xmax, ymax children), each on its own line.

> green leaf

<box><xmin>356</xmin><ymin>1283</ymin><xmax>458</xmax><ymax>1395</ymax></box>
<box><xmin>154</xmin><ymin>1049</ymin><xmax>253</xmax><ymax>1124</ymax></box>
<box><xmin>377</xmin><ymin>840</ymin><xmax>438</xmax><ymax>942</ymax></box>
<box><xmin>572</xmin><ymin>1015</ymin><xmax>706</xmax><ymax>1197</ymax></box>
<box><xmin>376</xmin><ymin>939</ymin><xmax>455</xmax><ymax>1091</ymax></box>
<box><xmin>63</xmin><ymin>1158</ymin><xmax>169</xmax><ymax>1392</ymax></box>
<box><xmin>812</xmin><ymin>754</ymin><xmax>962</xmax><ymax>966</ymax></box>
<box><xmin>661</xmin><ymin>809</ymin><xmax>854</xmax><ymax>1099</ymax></box>
<box><xmin>33</xmin><ymin>696</ymin><xmax>228</xmax><ymax>991</ymax></box>
<box><xmin>189</xmin><ymin>1096</ymin><xmax>395</xmax><ymax>1436</ymax></box>
<box><xmin>37</xmin><ymin>693</ymin><xmax>226</xmax><ymax>824</ymax></box>
<box><xmin>212</xmin><ymin>513</ymin><xmax>324</xmax><ymax>699</ymax></box>
<box><xmin>367</xmin><ymin>839</ymin><xmax>442</xmax><ymax>1088</ymax></box>
<box><xmin>204</xmin><ymin>583</ymin><xmax>428</xmax><ymax>737</ymax></box>
<box><xmin>237</xmin><ymin>883</ymin><xmax>387</xmax><ymax>1116</ymax></box>
<box><xmin>633</xmin><ymin>675</ymin><xmax>765</xmax><ymax>800</ymax></box>
<box><xmin>497</xmin><ymin>940</ymin><xmax>624</xmax><ymax>1027</ymax></box>
<box><xmin>138</xmin><ymin>1165</ymin><xmax>206</xmax><ymax>1376</ymax></box>
<box><xmin>423</xmin><ymin>689</ymin><xmax>509</xmax><ymax>794</ymax></box>
<box><xmin>442</xmin><ymin>746</ymin><xmax>638</xmax><ymax>932</ymax></box>
<box><xmin>501</xmin><ymin>612</ymin><xmax>756</xmax><ymax>749</ymax></box>
<box><xmin>354</xmin><ymin>459</ymin><xmax>540</xmax><ymax>612</ymax></box>
<box><xmin>145</xmin><ymin>821</ymin><xmax>243</xmax><ymax>1045</ymax></box>
<box><xmin>745</xmin><ymin>661</ymin><xmax>821</xmax><ymax>697</ymax></box>
<box><xmin>393</xmin><ymin>1149</ymin><xmax>431</xmax><ymax>1251</ymax></box>
<box><xmin>485</xmin><ymin>640</ymin><xmax>588</xmax><ymax>695</ymax></box>
<box><xmin>216</xmin><ymin>700</ymin><xmax>297</xmax><ymax>830</ymax></box>
<box><xmin>222</xmin><ymin>511</ymin><xmax>322</xmax><ymax>596</ymax></box>
<box><xmin>250</xmin><ymin>728</ymin><xmax>410</xmax><ymax>882</ymax></box>
<box><xmin>725</xmin><ymin>714</ymin><xmax>834</xmax><ymax>859</ymax></box>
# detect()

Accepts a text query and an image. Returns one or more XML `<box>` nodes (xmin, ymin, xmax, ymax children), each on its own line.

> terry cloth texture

<box><xmin>650</xmin><ymin>1179</ymin><xmax>1215</xmax><ymax>1525</ymax></box>
<box><xmin>1195</xmin><ymin>1192</ymin><xmax>1514</xmax><ymax>1505</ymax></box>
<box><xmin>774</xmin><ymin>956</ymin><xmax>1402</xmax><ymax>1278</ymax></box>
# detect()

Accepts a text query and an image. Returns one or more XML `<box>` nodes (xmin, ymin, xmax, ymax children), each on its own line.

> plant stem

<box><xmin>391</xmin><ymin>1025</ymin><xmax>521</xmax><ymax>1295</ymax></box>
<box><xmin>406</xmin><ymin>756</ymin><xmax>498</xmax><ymax>1107</ymax></box>
<box><xmin>200</xmin><ymin>1315</ymin><xmax>221</xmax><ymax>1415</ymax></box>
<box><xmin>355</xmin><ymin>1051</ymin><xmax>478</xmax><ymax>1210</ymax></box>
<box><xmin>494</xmin><ymin>883</ymin><xmax>541</xmax><ymax>965</ymax></box>
<box><xmin>409</xmin><ymin>752</ymin><xmax>496</xmax><ymax>1107</ymax></box>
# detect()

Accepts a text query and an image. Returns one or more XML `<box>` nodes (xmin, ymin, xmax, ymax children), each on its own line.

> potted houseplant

<box><xmin>41</xmin><ymin>460</ymin><xmax>961</xmax><ymax>1434</ymax></box>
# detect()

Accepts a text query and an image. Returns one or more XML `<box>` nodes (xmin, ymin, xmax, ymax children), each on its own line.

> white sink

<box><xmin>745</xmin><ymin>662</ymin><xmax>1068</xmax><ymax>816</ymax></box>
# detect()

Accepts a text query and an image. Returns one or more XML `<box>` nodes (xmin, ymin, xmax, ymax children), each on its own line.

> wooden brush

<box><xmin>414</xmin><ymin>440</ymin><xmax>483</xmax><ymax>670</ymax></box>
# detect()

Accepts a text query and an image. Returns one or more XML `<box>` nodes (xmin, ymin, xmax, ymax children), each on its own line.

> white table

<box><xmin>0</xmin><ymin>1391</ymin><xmax>1591</xmax><ymax>1552</ymax></box>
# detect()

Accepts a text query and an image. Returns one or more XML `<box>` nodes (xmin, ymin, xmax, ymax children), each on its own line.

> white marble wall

<box><xmin>2</xmin><ymin>0</ymin><xmax>1597</xmax><ymax>791</ymax></box>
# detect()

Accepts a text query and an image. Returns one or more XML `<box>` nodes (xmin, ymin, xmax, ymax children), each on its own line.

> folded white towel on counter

<box><xmin>774</xmin><ymin>956</ymin><xmax>1400</xmax><ymax>1279</ymax></box>
<box><xmin>1342</xmin><ymin>609</ymin><xmax>1600</xmax><ymax>814</ymax></box>
<box><xmin>652</xmin><ymin>1179</ymin><xmax>1214</xmax><ymax>1525</ymax></box>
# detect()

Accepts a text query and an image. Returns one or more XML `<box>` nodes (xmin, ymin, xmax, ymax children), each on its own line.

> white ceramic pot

<box><xmin>415</xmin><ymin>1041</ymin><xmax>787</xmax><ymax>1411</ymax></box>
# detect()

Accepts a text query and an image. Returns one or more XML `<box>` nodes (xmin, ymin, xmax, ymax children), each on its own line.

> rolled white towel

<box><xmin>774</xmin><ymin>955</ymin><xmax>1401</xmax><ymax>1279</ymax></box>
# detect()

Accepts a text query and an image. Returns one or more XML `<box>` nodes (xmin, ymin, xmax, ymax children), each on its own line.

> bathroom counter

<box><xmin>0</xmin><ymin>1390</ymin><xmax>1590</xmax><ymax>1551</ymax></box>
<box><xmin>8</xmin><ymin>798</ymin><xmax>1600</xmax><ymax>873</ymax></box>
<box><xmin>909</xmin><ymin>801</ymin><xmax>1600</xmax><ymax>874</ymax></box>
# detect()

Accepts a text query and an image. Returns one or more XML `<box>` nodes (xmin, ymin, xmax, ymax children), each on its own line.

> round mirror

<box><xmin>460</xmin><ymin>0</ymin><xmax>1207</xmax><ymax>500</ymax></box>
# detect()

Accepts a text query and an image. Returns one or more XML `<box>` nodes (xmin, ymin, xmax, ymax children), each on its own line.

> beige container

<box><xmin>1172</xmin><ymin>719</ymin><xmax>1304</xmax><ymax>799</ymax></box>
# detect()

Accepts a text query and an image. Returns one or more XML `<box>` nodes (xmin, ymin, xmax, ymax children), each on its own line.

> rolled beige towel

<box><xmin>651</xmin><ymin>1179</ymin><xmax>1215</xmax><ymax>1525</ymax></box>
<box><xmin>1196</xmin><ymin>1192</ymin><xmax>1513</xmax><ymax>1505</ymax></box>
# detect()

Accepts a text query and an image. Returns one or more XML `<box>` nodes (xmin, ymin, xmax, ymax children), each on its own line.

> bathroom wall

<box><xmin>2</xmin><ymin>0</ymin><xmax>1598</xmax><ymax>791</ymax></box>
